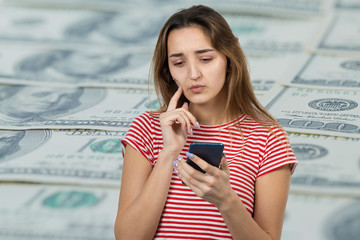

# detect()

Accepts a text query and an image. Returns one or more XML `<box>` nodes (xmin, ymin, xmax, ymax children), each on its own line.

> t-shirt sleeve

<box><xmin>257</xmin><ymin>127</ymin><xmax>298</xmax><ymax>178</ymax></box>
<box><xmin>121</xmin><ymin>112</ymin><xmax>155</xmax><ymax>166</ymax></box>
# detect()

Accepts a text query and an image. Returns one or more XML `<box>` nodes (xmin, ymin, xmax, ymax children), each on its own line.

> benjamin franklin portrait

<box><xmin>0</xmin><ymin>130</ymin><xmax>25</xmax><ymax>161</ymax></box>
<box><xmin>0</xmin><ymin>85</ymin><xmax>84</xmax><ymax>122</ymax></box>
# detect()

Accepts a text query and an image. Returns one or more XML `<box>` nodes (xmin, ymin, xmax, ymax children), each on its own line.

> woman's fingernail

<box><xmin>174</xmin><ymin>168</ymin><xmax>179</xmax><ymax>175</ymax></box>
<box><xmin>186</xmin><ymin>152</ymin><xmax>194</xmax><ymax>159</ymax></box>
<box><xmin>190</xmin><ymin>127</ymin><xmax>193</xmax><ymax>136</ymax></box>
<box><xmin>184</xmin><ymin>126</ymin><xmax>187</xmax><ymax>133</ymax></box>
<box><xmin>223</xmin><ymin>153</ymin><xmax>227</xmax><ymax>159</ymax></box>
<box><xmin>173</xmin><ymin>160</ymin><xmax>178</xmax><ymax>167</ymax></box>
<box><xmin>196</xmin><ymin>121</ymin><xmax>200</xmax><ymax>128</ymax></box>
<box><xmin>177</xmin><ymin>156</ymin><xmax>182</xmax><ymax>161</ymax></box>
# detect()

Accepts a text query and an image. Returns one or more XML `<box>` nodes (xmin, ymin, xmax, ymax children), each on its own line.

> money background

<box><xmin>0</xmin><ymin>0</ymin><xmax>359</xmax><ymax>239</ymax></box>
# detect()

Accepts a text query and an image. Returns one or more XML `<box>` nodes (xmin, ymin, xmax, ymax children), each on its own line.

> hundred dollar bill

<box><xmin>256</xmin><ymin>83</ymin><xmax>285</xmax><ymax>107</ymax></box>
<box><xmin>0</xmin><ymin>129</ymin><xmax>127</xmax><ymax>186</ymax></box>
<box><xmin>224</xmin><ymin>13</ymin><xmax>323</xmax><ymax>53</ymax></box>
<box><xmin>1</xmin><ymin>0</ymin><xmax>190</xmax><ymax>9</ymax></box>
<box><xmin>335</xmin><ymin>0</ymin><xmax>360</xmax><ymax>10</ymax></box>
<box><xmin>0</xmin><ymin>85</ymin><xmax>159</xmax><ymax>131</ymax></box>
<box><xmin>313</xmin><ymin>12</ymin><xmax>360</xmax><ymax>54</ymax></box>
<box><xmin>1</xmin><ymin>0</ymin><xmax>136</xmax><ymax>9</ymax></box>
<box><xmin>254</xmin><ymin>93</ymin><xmax>266</xmax><ymax>105</ymax></box>
<box><xmin>0</xmin><ymin>183</ymin><xmax>119</xmax><ymax>240</ymax></box>
<box><xmin>282</xmin><ymin>54</ymin><xmax>360</xmax><ymax>90</ymax></box>
<box><xmin>264</xmin><ymin>86</ymin><xmax>360</xmax><ymax>138</ymax></box>
<box><xmin>247</xmin><ymin>53</ymin><xmax>305</xmax><ymax>95</ymax></box>
<box><xmin>198</xmin><ymin>0</ymin><xmax>330</xmax><ymax>16</ymax></box>
<box><xmin>288</xmin><ymin>132</ymin><xmax>360</xmax><ymax>196</ymax></box>
<box><xmin>0</xmin><ymin>6</ymin><xmax>166</xmax><ymax>50</ymax></box>
<box><xmin>2</xmin><ymin>0</ymin><xmax>330</xmax><ymax>16</ymax></box>
<box><xmin>283</xmin><ymin>194</ymin><xmax>360</xmax><ymax>240</ymax></box>
<box><xmin>0</xmin><ymin>47</ymin><xmax>152</xmax><ymax>88</ymax></box>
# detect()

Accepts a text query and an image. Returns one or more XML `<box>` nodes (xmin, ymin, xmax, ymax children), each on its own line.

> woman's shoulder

<box><xmin>240</xmin><ymin>114</ymin><xmax>286</xmax><ymax>136</ymax></box>
<box><xmin>131</xmin><ymin>111</ymin><xmax>161</xmax><ymax>126</ymax></box>
<box><xmin>134</xmin><ymin>110</ymin><xmax>159</xmax><ymax>119</ymax></box>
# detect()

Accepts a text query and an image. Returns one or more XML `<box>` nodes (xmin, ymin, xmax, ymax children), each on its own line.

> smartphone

<box><xmin>186</xmin><ymin>142</ymin><xmax>224</xmax><ymax>173</ymax></box>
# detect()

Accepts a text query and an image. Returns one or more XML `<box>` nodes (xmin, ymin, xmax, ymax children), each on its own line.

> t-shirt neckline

<box><xmin>197</xmin><ymin>114</ymin><xmax>246</xmax><ymax>130</ymax></box>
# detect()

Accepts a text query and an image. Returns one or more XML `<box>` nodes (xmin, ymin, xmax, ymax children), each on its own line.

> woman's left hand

<box><xmin>176</xmin><ymin>153</ymin><xmax>233</xmax><ymax>208</ymax></box>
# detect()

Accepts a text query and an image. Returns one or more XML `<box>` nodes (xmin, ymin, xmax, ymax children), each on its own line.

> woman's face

<box><xmin>167</xmin><ymin>26</ymin><xmax>228</xmax><ymax>106</ymax></box>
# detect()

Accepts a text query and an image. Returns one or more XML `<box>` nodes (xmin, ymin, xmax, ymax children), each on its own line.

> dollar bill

<box><xmin>199</xmin><ymin>0</ymin><xmax>331</xmax><ymax>16</ymax></box>
<box><xmin>288</xmin><ymin>132</ymin><xmax>360</xmax><ymax>196</ymax></box>
<box><xmin>282</xmin><ymin>54</ymin><xmax>360</xmax><ymax>90</ymax></box>
<box><xmin>1</xmin><ymin>0</ymin><xmax>331</xmax><ymax>16</ymax></box>
<box><xmin>335</xmin><ymin>0</ymin><xmax>360</xmax><ymax>10</ymax></box>
<box><xmin>1</xmin><ymin>0</ymin><xmax>136</xmax><ymax>10</ymax></box>
<box><xmin>0</xmin><ymin>183</ymin><xmax>119</xmax><ymax>240</ymax></box>
<box><xmin>283</xmin><ymin>194</ymin><xmax>360</xmax><ymax>240</ymax></box>
<box><xmin>256</xmin><ymin>83</ymin><xmax>285</xmax><ymax>108</ymax></box>
<box><xmin>0</xmin><ymin>46</ymin><xmax>152</xmax><ymax>88</ymax></box>
<box><xmin>0</xmin><ymin>0</ymin><xmax>331</xmax><ymax>16</ymax></box>
<box><xmin>264</xmin><ymin>86</ymin><xmax>360</xmax><ymax>138</ymax></box>
<box><xmin>247</xmin><ymin>53</ymin><xmax>305</xmax><ymax>95</ymax></box>
<box><xmin>0</xmin><ymin>6</ymin><xmax>167</xmax><ymax>50</ymax></box>
<box><xmin>0</xmin><ymin>129</ymin><xmax>128</xmax><ymax>186</ymax></box>
<box><xmin>0</xmin><ymin>85</ymin><xmax>158</xmax><ymax>130</ymax></box>
<box><xmin>313</xmin><ymin>12</ymin><xmax>360</xmax><ymax>54</ymax></box>
<box><xmin>0</xmin><ymin>4</ymin><xmax>324</xmax><ymax>54</ymax></box>
<box><xmin>254</xmin><ymin>93</ymin><xmax>266</xmax><ymax>105</ymax></box>
<box><xmin>224</xmin><ymin>13</ymin><xmax>323</xmax><ymax>53</ymax></box>
<box><xmin>1</xmin><ymin>0</ymin><xmax>183</xmax><ymax>8</ymax></box>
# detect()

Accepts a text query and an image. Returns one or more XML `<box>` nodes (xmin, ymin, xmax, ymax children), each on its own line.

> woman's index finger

<box><xmin>167</xmin><ymin>85</ymin><xmax>183</xmax><ymax>111</ymax></box>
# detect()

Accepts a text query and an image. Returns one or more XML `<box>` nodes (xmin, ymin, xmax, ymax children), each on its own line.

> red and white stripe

<box><xmin>122</xmin><ymin>111</ymin><xmax>297</xmax><ymax>239</ymax></box>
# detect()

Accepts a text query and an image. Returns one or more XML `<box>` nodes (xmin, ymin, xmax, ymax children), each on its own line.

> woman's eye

<box><xmin>173</xmin><ymin>61</ymin><xmax>184</xmax><ymax>66</ymax></box>
<box><xmin>201</xmin><ymin>58</ymin><xmax>212</xmax><ymax>62</ymax></box>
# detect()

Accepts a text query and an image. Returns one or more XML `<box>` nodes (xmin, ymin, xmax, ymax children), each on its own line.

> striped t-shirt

<box><xmin>122</xmin><ymin>111</ymin><xmax>297</xmax><ymax>239</ymax></box>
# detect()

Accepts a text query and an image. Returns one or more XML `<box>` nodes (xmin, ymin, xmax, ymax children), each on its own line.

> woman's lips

<box><xmin>190</xmin><ymin>85</ymin><xmax>205</xmax><ymax>93</ymax></box>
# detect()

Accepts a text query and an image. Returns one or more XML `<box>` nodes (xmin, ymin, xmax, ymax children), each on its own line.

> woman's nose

<box><xmin>189</xmin><ymin>63</ymin><xmax>201</xmax><ymax>80</ymax></box>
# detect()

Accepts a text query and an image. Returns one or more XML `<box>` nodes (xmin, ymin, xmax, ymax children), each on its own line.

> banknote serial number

<box><xmin>278</xmin><ymin>118</ymin><xmax>360</xmax><ymax>134</ymax></box>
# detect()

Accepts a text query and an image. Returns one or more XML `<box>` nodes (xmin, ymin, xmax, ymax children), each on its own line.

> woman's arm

<box><xmin>219</xmin><ymin>165</ymin><xmax>291</xmax><ymax>240</ymax></box>
<box><xmin>115</xmin><ymin>86</ymin><xmax>198</xmax><ymax>239</ymax></box>
<box><xmin>114</xmin><ymin>145</ymin><xmax>177</xmax><ymax>239</ymax></box>
<box><xmin>115</xmin><ymin>85</ymin><xmax>199</xmax><ymax>239</ymax></box>
<box><xmin>177</xmin><ymin>154</ymin><xmax>291</xmax><ymax>240</ymax></box>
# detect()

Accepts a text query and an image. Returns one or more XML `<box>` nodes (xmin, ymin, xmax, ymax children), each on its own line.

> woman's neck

<box><xmin>188</xmin><ymin>86</ymin><xmax>235</xmax><ymax>125</ymax></box>
<box><xmin>190</xmin><ymin>101</ymin><xmax>230</xmax><ymax>126</ymax></box>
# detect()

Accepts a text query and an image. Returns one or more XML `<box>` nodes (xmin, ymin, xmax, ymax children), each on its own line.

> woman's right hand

<box><xmin>159</xmin><ymin>85</ymin><xmax>198</xmax><ymax>155</ymax></box>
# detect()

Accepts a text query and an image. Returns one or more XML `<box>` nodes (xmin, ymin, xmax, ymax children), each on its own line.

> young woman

<box><xmin>115</xmin><ymin>5</ymin><xmax>297</xmax><ymax>239</ymax></box>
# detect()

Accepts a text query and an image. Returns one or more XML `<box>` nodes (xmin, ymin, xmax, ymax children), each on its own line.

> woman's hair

<box><xmin>151</xmin><ymin>5</ymin><xmax>276</xmax><ymax>125</ymax></box>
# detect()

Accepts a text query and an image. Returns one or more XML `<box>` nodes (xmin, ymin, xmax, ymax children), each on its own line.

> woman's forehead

<box><xmin>167</xmin><ymin>27</ymin><xmax>213</xmax><ymax>55</ymax></box>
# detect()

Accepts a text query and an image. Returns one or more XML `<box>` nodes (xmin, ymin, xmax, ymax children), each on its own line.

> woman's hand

<box><xmin>159</xmin><ymin>85</ymin><xmax>199</xmax><ymax>154</ymax></box>
<box><xmin>176</xmin><ymin>153</ymin><xmax>234</xmax><ymax>208</ymax></box>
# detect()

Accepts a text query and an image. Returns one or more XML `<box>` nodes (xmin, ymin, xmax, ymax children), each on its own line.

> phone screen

<box><xmin>186</xmin><ymin>142</ymin><xmax>224</xmax><ymax>173</ymax></box>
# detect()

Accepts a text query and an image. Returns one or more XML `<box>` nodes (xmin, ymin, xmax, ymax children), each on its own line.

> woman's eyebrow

<box><xmin>169</xmin><ymin>53</ymin><xmax>183</xmax><ymax>58</ymax></box>
<box><xmin>169</xmin><ymin>49</ymin><xmax>215</xmax><ymax>58</ymax></box>
<box><xmin>195</xmin><ymin>48</ymin><xmax>214</xmax><ymax>54</ymax></box>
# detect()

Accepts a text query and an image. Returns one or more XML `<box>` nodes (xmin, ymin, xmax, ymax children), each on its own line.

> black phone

<box><xmin>186</xmin><ymin>142</ymin><xmax>224</xmax><ymax>173</ymax></box>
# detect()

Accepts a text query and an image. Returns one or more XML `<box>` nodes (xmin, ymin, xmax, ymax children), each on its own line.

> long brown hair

<box><xmin>151</xmin><ymin>5</ymin><xmax>276</xmax><ymax>125</ymax></box>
